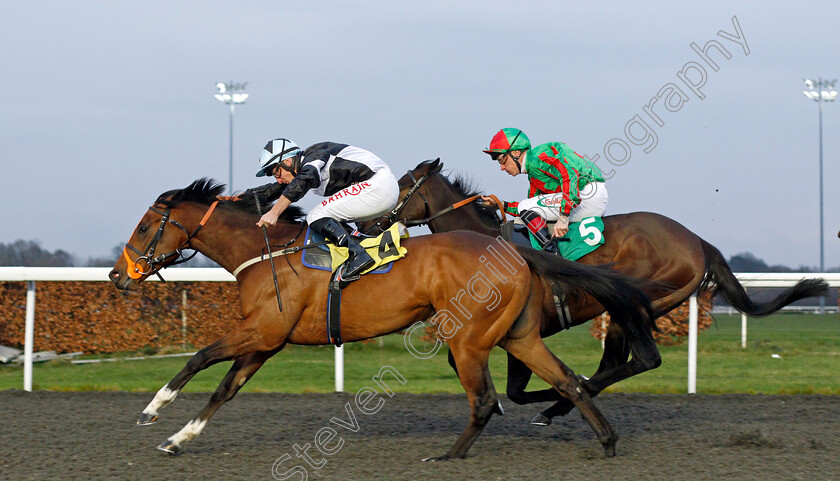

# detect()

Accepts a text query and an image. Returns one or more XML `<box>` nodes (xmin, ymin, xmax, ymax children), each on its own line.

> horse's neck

<box><xmin>188</xmin><ymin>206</ymin><xmax>297</xmax><ymax>273</ymax></box>
<box><xmin>429</xmin><ymin>177</ymin><xmax>501</xmax><ymax>237</ymax></box>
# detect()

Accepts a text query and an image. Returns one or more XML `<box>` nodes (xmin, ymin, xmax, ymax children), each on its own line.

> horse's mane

<box><xmin>156</xmin><ymin>178</ymin><xmax>306</xmax><ymax>222</ymax></box>
<box><xmin>438</xmin><ymin>171</ymin><xmax>502</xmax><ymax>224</ymax></box>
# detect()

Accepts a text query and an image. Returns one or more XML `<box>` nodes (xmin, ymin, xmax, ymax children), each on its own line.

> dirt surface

<box><xmin>2</xmin><ymin>391</ymin><xmax>838</xmax><ymax>480</ymax></box>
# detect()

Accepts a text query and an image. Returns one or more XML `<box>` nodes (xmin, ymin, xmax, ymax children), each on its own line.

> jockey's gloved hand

<box><xmin>553</xmin><ymin>216</ymin><xmax>570</xmax><ymax>237</ymax></box>
<box><xmin>477</xmin><ymin>196</ymin><xmax>497</xmax><ymax>208</ymax></box>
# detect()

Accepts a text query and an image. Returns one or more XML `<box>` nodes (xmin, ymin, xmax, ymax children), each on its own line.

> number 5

<box><xmin>579</xmin><ymin>217</ymin><xmax>602</xmax><ymax>246</ymax></box>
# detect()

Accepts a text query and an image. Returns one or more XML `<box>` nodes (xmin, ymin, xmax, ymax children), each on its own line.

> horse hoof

<box><xmin>421</xmin><ymin>455</ymin><xmax>451</xmax><ymax>462</ymax></box>
<box><xmin>137</xmin><ymin>412</ymin><xmax>159</xmax><ymax>426</ymax></box>
<box><xmin>157</xmin><ymin>439</ymin><xmax>182</xmax><ymax>455</ymax></box>
<box><xmin>529</xmin><ymin>413</ymin><xmax>552</xmax><ymax>426</ymax></box>
<box><xmin>493</xmin><ymin>400</ymin><xmax>505</xmax><ymax>415</ymax></box>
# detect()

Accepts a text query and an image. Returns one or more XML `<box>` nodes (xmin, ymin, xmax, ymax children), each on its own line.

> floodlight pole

<box><xmin>228</xmin><ymin>103</ymin><xmax>234</xmax><ymax>197</ymax></box>
<box><xmin>215</xmin><ymin>82</ymin><xmax>249</xmax><ymax>196</ymax></box>
<box><xmin>803</xmin><ymin>78</ymin><xmax>837</xmax><ymax>314</ymax></box>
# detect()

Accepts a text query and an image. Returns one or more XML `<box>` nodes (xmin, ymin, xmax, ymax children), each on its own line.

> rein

<box><xmin>122</xmin><ymin>201</ymin><xmax>220</xmax><ymax>281</ymax></box>
<box><xmin>404</xmin><ymin>194</ymin><xmax>507</xmax><ymax>227</ymax></box>
<box><xmin>363</xmin><ymin>165</ymin><xmax>507</xmax><ymax>233</ymax></box>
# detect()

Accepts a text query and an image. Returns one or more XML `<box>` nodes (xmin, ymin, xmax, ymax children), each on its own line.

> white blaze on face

<box><xmin>169</xmin><ymin>418</ymin><xmax>208</xmax><ymax>446</ymax></box>
<box><xmin>143</xmin><ymin>385</ymin><xmax>178</xmax><ymax>416</ymax></box>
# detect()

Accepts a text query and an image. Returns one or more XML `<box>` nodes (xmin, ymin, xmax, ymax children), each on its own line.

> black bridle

<box><xmin>363</xmin><ymin>169</ymin><xmax>432</xmax><ymax>233</ymax></box>
<box><xmin>122</xmin><ymin>203</ymin><xmax>215</xmax><ymax>282</ymax></box>
<box><xmin>362</xmin><ymin>167</ymin><xmax>505</xmax><ymax>234</ymax></box>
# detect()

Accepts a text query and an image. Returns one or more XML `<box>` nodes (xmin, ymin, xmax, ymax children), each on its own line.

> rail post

<box><xmin>24</xmin><ymin>281</ymin><xmax>36</xmax><ymax>392</ymax></box>
<box><xmin>687</xmin><ymin>294</ymin><xmax>698</xmax><ymax>394</ymax></box>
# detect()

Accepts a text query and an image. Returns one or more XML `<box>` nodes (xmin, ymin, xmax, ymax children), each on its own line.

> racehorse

<box><xmin>109</xmin><ymin>178</ymin><xmax>661</xmax><ymax>459</ymax></box>
<box><xmin>359</xmin><ymin>159</ymin><xmax>829</xmax><ymax>425</ymax></box>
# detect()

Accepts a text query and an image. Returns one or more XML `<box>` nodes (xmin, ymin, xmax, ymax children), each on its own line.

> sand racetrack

<box><xmin>2</xmin><ymin>391</ymin><xmax>838</xmax><ymax>480</ymax></box>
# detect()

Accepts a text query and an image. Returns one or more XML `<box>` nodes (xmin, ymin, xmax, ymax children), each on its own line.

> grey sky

<box><xmin>2</xmin><ymin>1</ymin><xmax>838</xmax><ymax>268</ymax></box>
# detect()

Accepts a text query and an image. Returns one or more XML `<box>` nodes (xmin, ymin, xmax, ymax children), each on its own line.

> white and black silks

<box><xmin>282</xmin><ymin>142</ymin><xmax>390</xmax><ymax>203</ymax></box>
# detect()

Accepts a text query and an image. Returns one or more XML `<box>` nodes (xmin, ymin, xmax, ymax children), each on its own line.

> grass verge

<box><xmin>1</xmin><ymin>313</ymin><xmax>837</xmax><ymax>394</ymax></box>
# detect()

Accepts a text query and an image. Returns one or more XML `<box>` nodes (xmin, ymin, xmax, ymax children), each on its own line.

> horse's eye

<box><xmin>138</xmin><ymin>226</ymin><xmax>148</xmax><ymax>234</ymax></box>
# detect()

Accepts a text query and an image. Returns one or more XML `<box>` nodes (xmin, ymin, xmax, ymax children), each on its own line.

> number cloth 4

<box><xmin>326</xmin><ymin>223</ymin><xmax>409</xmax><ymax>274</ymax></box>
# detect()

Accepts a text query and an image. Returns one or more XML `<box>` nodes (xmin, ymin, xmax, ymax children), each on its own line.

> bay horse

<box><xmin>359</xmin><ymin>159</ymin><xmax>829</xmax><ymax>425</ymax></box>
<box><xmin>109</xmin><ymin>178</ymin><xmax>660</xmax><ymax>459</ymax></box>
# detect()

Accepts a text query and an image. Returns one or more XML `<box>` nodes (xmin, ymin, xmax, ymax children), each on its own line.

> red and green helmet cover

<box><xmin>483</xmin><ymin>128</ymin><xmax>531</xmax><ymax>155</ymax></box>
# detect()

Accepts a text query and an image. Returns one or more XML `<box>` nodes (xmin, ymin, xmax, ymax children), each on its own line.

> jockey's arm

<box><xmin>242</xmin><ymin>182</ymin><xmax>286</xmax><ymax>202</ymax></box>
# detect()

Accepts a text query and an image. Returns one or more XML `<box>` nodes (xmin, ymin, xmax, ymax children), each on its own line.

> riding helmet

<box><xmin>482</xmin><ymin>128</ymin><xmax>531</xmax><ymax>156</ymax></box>
<box><xmin>257</xmin><ymin>138</ymin><xmax>302</xmax><ymax>177</ymax></box>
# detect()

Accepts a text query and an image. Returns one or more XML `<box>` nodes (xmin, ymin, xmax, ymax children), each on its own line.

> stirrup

<box><xmin>542</xmin><ymin>238</ymin><xmax>560</xmax><ymax>255</ymax></box>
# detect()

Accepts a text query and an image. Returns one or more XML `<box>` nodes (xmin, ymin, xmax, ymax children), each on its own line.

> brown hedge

<box><xmin>0</xmin><ymin>281</ymin><xmax>241</xmax><ymax>354</ymax></box>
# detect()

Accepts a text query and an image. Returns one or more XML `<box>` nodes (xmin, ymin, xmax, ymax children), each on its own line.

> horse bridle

<box><xmin>363</xmin><ymin>169</ymin><xmax>432</xmax><ymax>233</ymax></box>
<box><xmin>364</xmin><ymin>168</ymin><xmax>507</xmax><ymax>233</ymax></box>
<box><xmin>122</xmin><ymin>202</ymin><xmax>219</xmax><ymax>281</ymax></box>
<box><xmin>400</xmin><ymin>170</ymin><xmax>435</xmax><ymax>227</ymax></box>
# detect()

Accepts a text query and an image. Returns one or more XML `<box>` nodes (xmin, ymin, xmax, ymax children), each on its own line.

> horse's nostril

<box><xmin>109</xmin><ymin>269</ymin><xmax>120</xmax><ymax>282</ymax></box>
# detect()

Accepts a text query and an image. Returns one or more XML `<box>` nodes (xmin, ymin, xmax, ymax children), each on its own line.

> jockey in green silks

<box><xmin>481</xmin><ymin>128</ymin><xmax>607</xmax><ymax>254</ymax></box>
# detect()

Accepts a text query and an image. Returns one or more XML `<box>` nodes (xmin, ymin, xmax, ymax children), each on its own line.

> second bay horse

<box><xmin>359</xmin><ymin>159</ymin><xmax>829</xmax><ymax>425</ymax></box>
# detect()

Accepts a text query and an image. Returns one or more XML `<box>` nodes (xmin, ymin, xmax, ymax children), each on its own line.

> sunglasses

<box><xmin>491</xmin><ymin>152</ymin><xmax>507</xmax><ymax>164</ymax></box>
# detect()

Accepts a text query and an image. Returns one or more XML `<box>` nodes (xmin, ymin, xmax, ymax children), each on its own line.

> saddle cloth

<box><xmin>302</xmin><ymin>222</ymin><xmax>409</xmax><ymax>274</ymax></box>
<box><xmin>504</xmin><ymin>216</ymin><xmax>605</xmax><ymax>261</ymax></box>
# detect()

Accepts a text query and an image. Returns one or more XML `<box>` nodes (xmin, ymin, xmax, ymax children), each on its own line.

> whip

<box><xmin>254</xmin><ymin>192</ymin><xmax>283</xmax><ymax>312</ymax></box>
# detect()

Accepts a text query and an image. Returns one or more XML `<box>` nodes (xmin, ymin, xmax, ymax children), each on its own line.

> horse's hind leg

<box><xmin>138</xmin><ymin>330</ymin><xmax>270</xmax><ymax>425</ymax></box>
<box><xmin>157</xmin><ymin>349</ymin><xmax>276</xmax><ymax>455</ymax></box>
<box><xmin>505</xmin><ymin>352</ymin><xmax>558</xmax><ymax>405</ymax></box>
<box><xmin>424</xmin><ymin>346</ymin><xmax>499</xmax><ymax>462</ymax></box>
<box><xmin>501</xmin><ymin>335</ymin><xmax>618</xmax><ymax>457</ymax></box>
<box><xmin>531</xmin><ymin>322</ymin><xmax>631</xmax><ymax>424</ymax></box>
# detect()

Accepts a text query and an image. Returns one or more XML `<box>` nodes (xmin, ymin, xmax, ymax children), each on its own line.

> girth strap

<box><xmin>327</xmin><ymin>270</ymin><xmax>343</xmax><ymax>346</ymax></box>
<box><xmin>554</xmin><ymin>294</ymin><xmax>573</xmax><ymax>331</ymax></box>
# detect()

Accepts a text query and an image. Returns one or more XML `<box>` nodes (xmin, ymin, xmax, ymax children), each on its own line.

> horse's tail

<box><xmin>515</xmin><ymin>245</ymin><xmax>661</xmax><ymax>370</ymax></box>
<box><xmin>699</xmin><ymin>240</ymin><xmax>829</xmax><ymax>316</ymax></box>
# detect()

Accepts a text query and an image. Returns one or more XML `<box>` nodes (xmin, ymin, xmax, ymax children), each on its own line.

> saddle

<box><xmin>302</xmin><ymin>222</ymin><xmax>409</xmax><ymax>347</ymax></box>
<box><xmin>301</xmin><ymin>224</ymin><xmax>407</xmax><ymax>274</ymax></box>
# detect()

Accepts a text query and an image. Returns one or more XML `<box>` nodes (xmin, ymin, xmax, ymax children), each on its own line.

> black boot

<box><xmin>310</xmin><ymin>218</ymin><xmax>375</xmax><ymax>277</ymax></box>
<box><xmin>520</xmin><ymin>210</ymin><xmax>559</xmax><ymax>254</ymax></box>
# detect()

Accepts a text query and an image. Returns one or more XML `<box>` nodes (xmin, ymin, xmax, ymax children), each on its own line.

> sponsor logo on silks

<box><xmin>321</xmin><ymin>182</ymin><xmax>373</xmax><ymax>206</ymax></box>
<box><xmin>536</xmin><ymin>194</ymin><xmax>571</xmax><ymax>208</ymax></box>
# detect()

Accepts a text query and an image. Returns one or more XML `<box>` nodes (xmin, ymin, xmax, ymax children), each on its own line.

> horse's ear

<box><xmin>416</xmin><ymin>158</ymin><xmax>443</xmax><ymax>175</ymax></box>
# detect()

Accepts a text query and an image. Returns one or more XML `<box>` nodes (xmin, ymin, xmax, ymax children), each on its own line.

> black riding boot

<box><xmin>310</xmin><ymin>218</ymin><xmax>375</xmax><ymax>277</ymax></box>
<box><xmin>520</xmin><ymin>210</ymin><xmax>559</xmax><ymax>254</ymax></box>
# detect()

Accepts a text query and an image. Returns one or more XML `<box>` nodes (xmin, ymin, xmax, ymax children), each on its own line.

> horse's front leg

<box><xmin>137</xmin><ymin>330</ymin><xmax>268</xmax><ymax>425</ymax></box>
<box><xmin>157</xmin><ymin>349</ymin><xmax>277</xmax><ymax>455</ymax></box>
